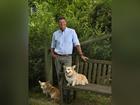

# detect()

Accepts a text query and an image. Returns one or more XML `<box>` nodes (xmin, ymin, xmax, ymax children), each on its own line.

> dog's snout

<box><xmin>65</xmin><ymin>70</ymin><xmax>69</xmax><ymax>74</ymax></box>
<box><xmin>66</xmin><ymin>70</ymin><xmax>68</xmax><ymax>73</ymax></box>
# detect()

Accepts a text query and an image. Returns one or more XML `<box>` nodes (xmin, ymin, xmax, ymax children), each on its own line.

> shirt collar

<box><xmin>59</xmin><ymin>27</ymin><xmax>67</xmax><ymax>32</ymax></box>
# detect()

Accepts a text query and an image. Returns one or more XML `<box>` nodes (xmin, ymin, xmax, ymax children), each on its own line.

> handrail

<box><xmin>86</xmin><ymin>59</ymin><xmax>112</xmax><ymax>64</ymax></box>
<box><xmin>81</xmin><ymin>34</ymin><xmax>112</xmax><ymax>46</ymax></box>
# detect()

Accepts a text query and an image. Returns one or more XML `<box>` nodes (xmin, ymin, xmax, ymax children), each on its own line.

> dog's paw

<box><xmin>43</xmin><ymin>90</ymin><xmax>46</xmax><ymax>94</ymax></box>
<box><xmin>72</xmin><ymin>84</ymin><xmax>75</xmax><ymax>86</ymax></box>
<box><xmin>67</xmin><ymin>84</ymin><xmax>70</xmax><ymax>86</ymax></box>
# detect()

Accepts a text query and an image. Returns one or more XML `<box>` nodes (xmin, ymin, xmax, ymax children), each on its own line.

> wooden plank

<box><xmin>64</xmin><ymin>83</ymin><xmax>112</xmax><ymax>96</ymax></box>
<box><xmin>83</xmin><ymin>62</ymin><xmax>88</xmax><ymax>76</ymax></box>
<box><xmin>97</xmin><ymin>63</ymin><xmax>102</xmax><ymax>84</ymax></box>
<box><xmin>75</xmin><ymin>55</ymin><xmax>80</xmax><ymax>72</ymax></box>
<box><xmin>102</xmin><ymin>64</ymin><xmax>107</xmax><ymax>85</ymax></box>
<box><xmin>106</xmin><ymin>65</ymin><xmax>112</xmax><ymax>85</ymax></box>
<box><xmin>92</xmin><ymin>63</ymin><xmax>97</xmax><ymax>83</ymax></box>
<box><xmin>45</xmin><ymin>47</ymin><xmax>52</xmax><ymax>82</ymax></box>
<box><xmin>87</xmin><ymin>63</ymin><xmax>92</xmax><ymax>83</ymax></box>
<box><xmin>79</xmin><ymin>61</ymin><xmax>84</xmax><ymax>74</ymax></box>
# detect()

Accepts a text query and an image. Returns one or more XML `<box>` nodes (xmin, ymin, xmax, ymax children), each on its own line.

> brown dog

<box><xmin>38</xmin><ymin>80</ymin><xmax>60</xmax><ymax>103</ymax></box>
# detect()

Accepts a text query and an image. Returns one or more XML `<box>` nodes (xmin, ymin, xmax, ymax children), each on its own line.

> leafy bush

<box><xmin>29</xmin><ymin>1</ymin><xmax>57</xmax><ymax>89</ymax></box>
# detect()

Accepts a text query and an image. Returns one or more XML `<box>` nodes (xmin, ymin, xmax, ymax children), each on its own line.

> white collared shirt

<box><xmin>51</xmin><ymin>27</ymin><xmax>80</xmax><ymax>55</ymax></box>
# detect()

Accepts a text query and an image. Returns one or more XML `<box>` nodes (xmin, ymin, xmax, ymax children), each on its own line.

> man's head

<box><xmin>58</xmin><ymin>16</ymin><xmax>67</xmax><ymax>31</ymax></box>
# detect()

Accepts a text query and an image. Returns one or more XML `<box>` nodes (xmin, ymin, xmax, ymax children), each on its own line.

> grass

<box><xmin>29</xmin><ymin>92</ymin><xmax>57</xmax><ymax>105</ymax></box>
<box><xmin>29</xmin><ymin>91</ymin><xmax>111</xmax><ymax>105</ymax></box>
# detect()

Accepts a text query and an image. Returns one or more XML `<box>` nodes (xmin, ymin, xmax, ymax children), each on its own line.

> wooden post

<box><xmin>84</xmin><ymin>62</ymin><xmax>88</xmax><ymax>76</ymax></box>
<box><xmin>102</xmin><ymin>64</ymin><xmax>107</xmax><ymax>85</ymax></box>
<box><xmin>88</xmin><ymin>63</ymin><xmax>92</xmax><ymax>83</ymax></box>
<box><xmin>75</xmin><ymin>55</ymin><xmax>79</xmax><ymax>72</ymax></box>
<box><xmin>79</xmin><ymin>62</ymin><xmax>84</xmax><ymax>74</ymax></box>
<box><xmin>92</xmin><ymin>63</ymin><xmax>97</xmax><ymax>83</ymax></box>
<box><xmin>97</xmin><ymin>63</ymin><xmax>102</xmax><ymax>84</ymax></box>
<box><xmin>52</xmin><ymin>58</ymin><xmax>58</xmax><ymax>86</ymax></box>
<box><xmin>45</xmin><ymin>46</ymin><xmax>52</xmax><ymax>82</ymax></box>
<box><xmin>107</xmin><ymin>65</ymin><xmax>112</xmax><ymax>85</ymax></box>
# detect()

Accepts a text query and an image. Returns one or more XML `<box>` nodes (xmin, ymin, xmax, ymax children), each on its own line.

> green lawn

<box><xmin>29</xmin><ymin>91</ymin><xmax>111</xmax><ymax>105</ymax></box>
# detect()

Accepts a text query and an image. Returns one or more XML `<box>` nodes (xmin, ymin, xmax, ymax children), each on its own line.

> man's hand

<box><xmin>52</xmin><ymin>53</ymin><xmax>58</xmax><ymax>59</ymax></box>
<box><xmin>51</xmin><ymin>48</ymin><xmax>58</xmax><ymax>59</ymax></box>
<box><xmin>80</xmin><ymin>55</ymin><xmax>88</xmax><ymax>62</ymax></box>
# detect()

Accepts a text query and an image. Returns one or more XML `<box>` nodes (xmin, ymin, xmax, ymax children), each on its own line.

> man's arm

<box><xmin>72</xmin><ymin>30</ymin><xmax>88</xmax><ymax>62</ymax></box>
<box><xmin>75</xmin><ymin>45</ymin><xmax>88</xmax><ymax>62</ymax></box>
<box><xmin>75</xmin><ymin>45</ymin><xmax>83</xmax><ymax>56</ymax></box>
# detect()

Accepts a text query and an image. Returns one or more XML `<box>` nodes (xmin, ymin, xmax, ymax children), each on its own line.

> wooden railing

<box><xmin>74</xmin><ymin>55</ymin><xmax>112</xmax><ymax>86</ymax></box>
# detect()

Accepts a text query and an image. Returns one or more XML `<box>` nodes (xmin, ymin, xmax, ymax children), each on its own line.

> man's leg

<box><xmin>62</xmin><ymin>56</ymin><xmax>74</xmax><ymax>103</ymax></box>
<box><xmin>63</xmin><ymin>56</ymin><xmax>72</xmax><ymax>66</ymax></box>
<box><xmin>54</xmin><ymin>56</ymin><xmax>62</xmax><ymax>84</ymax></box>
<box><xmin>54</xmin><ymin>56</ymin><xmax>65</xmax><ymax>104</ymax></box>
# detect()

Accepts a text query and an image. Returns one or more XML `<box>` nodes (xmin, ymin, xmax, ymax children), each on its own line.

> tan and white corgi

<box><xmin>63</xmin><ymin>65</ymin><xmax>88</xmax><ymax>86</ymax></box>
<box><xmin>38</xmin><ymin>80</ymin><xmax>60</xmax><ymax>103</ymax></box>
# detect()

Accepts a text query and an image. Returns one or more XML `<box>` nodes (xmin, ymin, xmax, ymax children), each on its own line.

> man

<box><xmin>51</xmin><ymin>16</ymin><xmax>88</xmax><ymax>102</ymax></box>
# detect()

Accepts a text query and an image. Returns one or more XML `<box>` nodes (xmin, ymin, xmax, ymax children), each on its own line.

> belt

<box><xmin>55</xmin><ymin>52</ymin><xmax>72</xmax><ymax>56</ymax></box>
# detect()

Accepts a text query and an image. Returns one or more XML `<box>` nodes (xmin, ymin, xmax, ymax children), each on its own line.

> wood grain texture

<box><xmin>64</xmin><ymin>83</ymin><xmax>112</xmax><ymax>96</ymax></box>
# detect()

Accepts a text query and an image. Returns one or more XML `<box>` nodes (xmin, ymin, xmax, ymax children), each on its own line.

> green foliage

<box><xmin>29</xmin><ymin>0</ymin><xmax>112</xmax><ymax>89</ymax></box>
<box><xmin>29</xmin><ymin>1</ymin><xmax>57</xmax><ymax>88</ymax></box>
<box><xmin>91</xmin><ymin>0</ymin><xmax>112</xmax><ymax>35</ymax></box>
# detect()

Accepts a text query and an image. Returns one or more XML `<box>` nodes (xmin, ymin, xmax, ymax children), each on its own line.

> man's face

<box><xmin>58</xmin><ymin>19</ymin><xmax>67</xmax><ymax>31</ymax></box>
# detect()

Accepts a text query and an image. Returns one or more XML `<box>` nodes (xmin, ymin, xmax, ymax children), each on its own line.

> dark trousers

<box><xmin>54</xmin><ymin>55</ymin><xmax>72</xmax><ymax>80</ymax></box>
<box><xmin>54</xmin><ymin>55</ymin><xmax>74</xmax><ymax>103</ymax></box>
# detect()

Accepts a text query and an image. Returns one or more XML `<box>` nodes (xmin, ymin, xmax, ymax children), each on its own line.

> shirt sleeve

<box><xmin>72</xmin><ymin>30</ymin><xmax>80</xmax><ymax>46</ymax></box>
<box><xmin>51</xmin><ymin>33</ymin><xmax>55</xmax><ymax>48</ymax></box>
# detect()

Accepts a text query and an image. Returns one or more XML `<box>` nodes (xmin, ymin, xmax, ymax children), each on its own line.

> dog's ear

<box><xmin>38</xmin><ymin>80</ymin><xmax>41</xmax><ymax>84</ymax></box>
<box><xmin>72</xmin><ymin>65</ymin><xmax>76</xmax><ymax>69</ymax></box>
